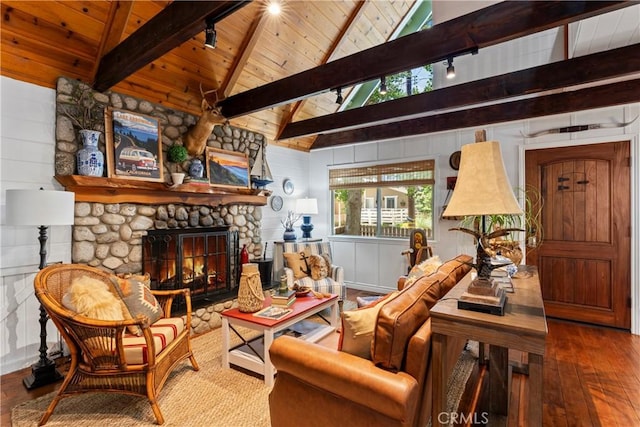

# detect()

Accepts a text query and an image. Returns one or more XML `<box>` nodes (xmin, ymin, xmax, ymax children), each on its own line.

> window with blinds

<box><xmin>331</xmin><ymin>160</ymin><xmax>435</xmax><ymax>239</ymax></box>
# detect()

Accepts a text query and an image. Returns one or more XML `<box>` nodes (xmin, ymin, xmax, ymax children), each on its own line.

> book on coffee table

<box><xmin>253</xmin><ymin>305</ymin><xmax>292</xmax><ymax>320</ymax></box>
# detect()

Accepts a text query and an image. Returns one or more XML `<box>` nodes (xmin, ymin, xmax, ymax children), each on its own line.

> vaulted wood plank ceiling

<box><xmin>1</xmin><ymin>1</ymin><xmax>638</xmax><ymax>152</ymax></box>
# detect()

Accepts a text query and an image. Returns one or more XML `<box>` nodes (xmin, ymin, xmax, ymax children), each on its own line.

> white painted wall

<box><xmin>260</xmin><ymin>145</ymin><xmax>310</xmax><ymax>258</ymax></box>
<box><xmin>0</xmin><ymin>76</ymin><xmax>73</xmax><ymax>374</ymax></box>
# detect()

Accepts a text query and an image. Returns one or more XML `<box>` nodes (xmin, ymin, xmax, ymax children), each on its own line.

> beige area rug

<box><xmin>12</xmin><ymin>319</ymin><xmax>477</xmax><ymax>427</ymax></box>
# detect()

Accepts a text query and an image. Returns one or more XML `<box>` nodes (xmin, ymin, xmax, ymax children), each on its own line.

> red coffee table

<box><xmin>221</xmin><ymin>294</ymin><xmax>339</xmax><ymax>386</ymax></box>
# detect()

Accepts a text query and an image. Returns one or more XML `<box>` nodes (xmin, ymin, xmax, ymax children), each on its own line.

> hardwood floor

<box><xmin>2</xmin><ymin>289</ymin><xmax>639</xmax><ymax>426</ymax></box>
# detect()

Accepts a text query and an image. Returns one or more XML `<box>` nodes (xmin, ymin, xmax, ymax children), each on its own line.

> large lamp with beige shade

<box><xmin>443</xmin><ymin>140</ymin><xmax>523</xmax><ymax>287</ymax></box>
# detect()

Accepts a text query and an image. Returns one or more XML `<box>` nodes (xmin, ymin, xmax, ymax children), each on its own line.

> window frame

<box><xmin>329</xmin><ymin>158</ymin><xmax>436</xmax><ymax>240</ymax></box>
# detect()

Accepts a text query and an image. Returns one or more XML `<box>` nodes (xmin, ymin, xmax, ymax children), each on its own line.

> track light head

<box><xmin>379</xmin><ymin>76</ymin><xmax>387</xmax><ymax>95</ymax></box>
<box><xmin>446</xmin><ymin>57</ymin><xmax>455</xmax><ymax>79</ymax></box>
<box><xmin>205</xmin><ymin>18</ymin><xmax>216</xmax><ymax>49</ymax></box>
<box><xmin>335</xmin><ymin>87</ymin><xmax>343</xmax><ymax>104</ymax></box>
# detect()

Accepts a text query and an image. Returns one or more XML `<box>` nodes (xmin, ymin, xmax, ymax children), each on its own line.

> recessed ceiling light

<box><xmin>267</xmin><ymin>1</ymin><xmax>281</xmax><ymax>15</ymax></box>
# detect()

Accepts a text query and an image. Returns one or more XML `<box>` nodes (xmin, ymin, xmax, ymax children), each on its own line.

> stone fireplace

<box><xmin>56</xmin><ymin>76</ymin><xmax>270</xmax><ymax>335</ymax></box>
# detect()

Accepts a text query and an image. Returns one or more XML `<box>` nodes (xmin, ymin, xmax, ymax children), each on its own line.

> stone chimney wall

<box><xmin>54</xmin><ymin>77</ymin><xmax>269</xmax><ymax>335</ymax></box>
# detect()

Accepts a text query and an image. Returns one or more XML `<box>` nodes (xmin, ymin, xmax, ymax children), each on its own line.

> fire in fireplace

<box><xmin>142</xmin><ymin>227</ymin><xmax>239</xmax><ymax>312</ymax></box>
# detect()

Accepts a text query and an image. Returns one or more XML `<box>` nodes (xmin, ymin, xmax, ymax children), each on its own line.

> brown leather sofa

<box><xmin>269</xmin><ymin>255</ymin><xmax>473</xmax><ymax>427</ymax></box>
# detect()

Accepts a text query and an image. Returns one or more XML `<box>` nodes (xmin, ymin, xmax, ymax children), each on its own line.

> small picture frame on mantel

<box><xmin>205</xmin><ymin>147</ymin><xmax>251</xmax><ymax>189</ymax></box>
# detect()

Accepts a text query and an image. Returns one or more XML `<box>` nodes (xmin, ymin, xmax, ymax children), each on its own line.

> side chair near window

<box><xmin>33</xmin><ymin>263</ymin><xmax>199</xmax><ymax>425</ymax></box>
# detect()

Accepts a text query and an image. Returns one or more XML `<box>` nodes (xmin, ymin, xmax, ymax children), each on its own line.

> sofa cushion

<box><xmin>432</xmin><ymin>254</ymin><xmax>473</xmax><ymax>298</ymax></box>
<box><xmin>371</xmin><ymin>255</ymin><xmax>473</xmax><ymax>372</ymax></box>
<box><xmin>372</xmin><ymin>273</ymin><xmax>441</xmax><ymax>372</ymax></box>
<box><xmin>111</xmin><ymin>276</ymin><xmax>164</xmax><ymax>336</ymax></box>
<box><xmin>339</xmin><ymin>292</ymin><xmax>398</xmax><ymax>359</ymax></box>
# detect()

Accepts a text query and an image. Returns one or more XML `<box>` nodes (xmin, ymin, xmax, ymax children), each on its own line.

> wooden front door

<box><xmin>525</xmin><ymin>141</ymin><xmax>631</xmax><ymax>329</ymax></box>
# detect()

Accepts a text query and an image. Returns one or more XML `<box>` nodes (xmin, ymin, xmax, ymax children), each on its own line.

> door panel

<box><xmin>525</xmin><ymin>141</ymin><xmax>630</xmax><ymax>329</ymax></box>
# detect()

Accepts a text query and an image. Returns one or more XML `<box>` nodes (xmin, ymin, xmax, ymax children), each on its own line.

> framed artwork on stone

<box><xmin>105</xmin><ymin>108</ymin><xmax>164</xmax><ymax>182</ymax></box>
<box><xmin>205</xmin><ymin>147</ymin><xmax>251</xmax><ymax>189</ymax></box>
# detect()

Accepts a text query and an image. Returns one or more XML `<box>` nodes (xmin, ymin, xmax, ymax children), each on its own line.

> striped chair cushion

<box><xmin>295</xmin><ymin>277</ymin><xmax>343</xmax><ymax>298</ymax></box>
<box><xmin>122</xmin><ymin>317</ymin><xmax>185</xmax><ymax>365</ymax></box>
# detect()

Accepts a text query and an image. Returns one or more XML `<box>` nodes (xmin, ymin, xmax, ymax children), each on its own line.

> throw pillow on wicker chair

<box><xmin>62</xmin><ymin>276</ymin><xmax>125</xmax><ymax>321</ymax></box>
<box><xmin>110</xmin><ymin>276</ymin><xmax>164</xmax><ymax>336</ymax></box>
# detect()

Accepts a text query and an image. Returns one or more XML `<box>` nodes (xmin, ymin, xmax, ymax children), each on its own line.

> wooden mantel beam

<box><xmin>280</xmin><ymin>43</ymin><xmax>640</xmax><ymax>140</ymax></box>
<box><xmin>218</xmin><ymin>1</ymin><xmax>632</xmax><ymax>118</ymax></box>
<box><xmin>312</xmin><ymin>79</ymin><xmax>640</xmax><ymax>149</ymax></box>
<box><xmin>94</xmin><ymin>1</ymin><xmax>250</xmax><ymax>92</ymax></box>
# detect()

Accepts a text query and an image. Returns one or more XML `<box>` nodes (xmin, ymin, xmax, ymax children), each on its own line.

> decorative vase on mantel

<box><xmin>283</xmin><ymin>228</ymin><xmax>296</xmax><ymax>241</ymax></box>
<box><xmin>76</xmin><ymin>129</ymin><xmax>104</xmax><ymax>177</ymax></box>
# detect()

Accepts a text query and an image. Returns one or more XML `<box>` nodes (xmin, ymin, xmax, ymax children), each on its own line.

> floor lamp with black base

<box><xmin>6</xmin><ymin>188</ymin><xmax>75</xmax><ymax>389</ymax></box>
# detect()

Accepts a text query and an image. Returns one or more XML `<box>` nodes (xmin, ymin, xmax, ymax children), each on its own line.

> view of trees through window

<box><xmin>333</xmin><ymin>186</ymin><xmax>433</xmax><ymax>239</ymax></box>
<box><xmin>330</xmin><ymin>161</ymin><xmax>435</xmax><ymax>239</ymax></box>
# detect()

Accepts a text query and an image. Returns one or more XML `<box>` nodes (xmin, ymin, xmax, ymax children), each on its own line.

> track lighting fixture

<box><xmin>446</xmin><ymin>57</ymin><xmax>455</xmax><ymax>79</ymax></box>
<box><xmin>335</xmin><ymin>87</ymin><xmax>343</xmax><ymax>104</ymax></box>
<box><xmin>204</xmin><ymin>17</ymin><xmax>216</xmax><ymax>49</ymax></box>
<box><xmin>379</xmin><ymin>76</ymin><xmax>387</xmax><ymax>95</ymax></box>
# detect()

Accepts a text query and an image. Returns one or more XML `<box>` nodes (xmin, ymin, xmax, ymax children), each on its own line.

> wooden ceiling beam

<box><xmin>312</xmin><ymin>79</ymin><xmax>640</xmax><ymax>149</ymax></box>
<box><xmin>280</xmin><ymin>43</ymin><xmax>640</xmax><ymax>140</ymax></box>
<box><xmin>89</xmin><ymin>0</ymin><xmax>134</xmax><ymax>82</ymax></box>
<box><xmin>275</xmin><ymin>0</ymin><xmax>368</xmax><ymax>140</ymax></box>
<box><xmin>218</xmin><ymin>1</ymin><xmax>632</xmax><ymax>118</ymax></box>
<box><xmin>94</xmin><ymin>1</ymin><xmax>250</xmax><ymax>92</ymax></box>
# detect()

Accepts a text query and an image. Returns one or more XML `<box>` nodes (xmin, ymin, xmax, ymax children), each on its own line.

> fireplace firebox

<box><xmin>142</xmin><ymin>227</ymin><xmax>239</xmax><ymax>312</ymax></box>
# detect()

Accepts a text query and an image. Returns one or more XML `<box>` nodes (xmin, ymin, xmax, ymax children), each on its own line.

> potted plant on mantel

<box><xmin>62</xmin><ymin>84</ymin><xmax>106</xmax><ymax>177</ymax></box>
<box><xmin>167</xmin><ymin>144</ymin><xmax>188</xmax><ymax>185</ymax></box>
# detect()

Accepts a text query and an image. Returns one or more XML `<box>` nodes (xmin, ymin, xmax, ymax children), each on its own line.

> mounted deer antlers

<box><xmin>184</xmin><ymin>84</ymin><xmax>226</xmax><ymax>156</ymax></box>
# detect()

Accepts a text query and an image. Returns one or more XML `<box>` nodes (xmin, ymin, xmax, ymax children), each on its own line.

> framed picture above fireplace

<box><xmin>105</xmin><ymin>108</ymin><xmax>164</xmax><ymax>182</ymax></box>
<box><xmin>205</xmin><ymin>147</ymin><xmax>251</xmax><ymax>189</ymax></box>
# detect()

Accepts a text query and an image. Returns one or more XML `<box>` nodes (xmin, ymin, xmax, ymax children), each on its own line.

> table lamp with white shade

<box><xmin>295</xmin><ymin>197</ymin><xmax>318</xmax><ymax>239</ymax></box>
<box><xmin>5</xmin><ymin>188</ymin><xmax>75</xmax><ymax>389</ymax></box>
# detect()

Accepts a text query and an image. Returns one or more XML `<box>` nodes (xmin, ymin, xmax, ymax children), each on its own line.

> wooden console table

<box><xmin>430</xmin><ymin>266</ymin><xmax>547</xmax><ymax>426</ymax></box>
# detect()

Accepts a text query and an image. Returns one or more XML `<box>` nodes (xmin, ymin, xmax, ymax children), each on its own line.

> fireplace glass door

<box><xmin>143</xmin><ymin>227</ymin><xmax>239</xmax><ymax>311</ymax></box>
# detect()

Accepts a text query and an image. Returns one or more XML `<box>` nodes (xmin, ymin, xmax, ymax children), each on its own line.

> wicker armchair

<box><xmin>34</xmin><ymin>264</ymin><xmax>199</xmax><ymax>425</ymax></box>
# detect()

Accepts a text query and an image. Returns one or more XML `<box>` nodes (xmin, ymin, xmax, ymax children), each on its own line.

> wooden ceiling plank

<box><xmin>1</xmin><ymin>52</ymin><xmax>78</xmax><ymax>88</ymax></box>
<box><xmin>1</xmin><ymin>37</ymin><xmax>95</xmax><ymax>82</ymax></box>
<box><xmin>1</xmin><ymin>4</ymin><xmax>98</xmax><ymax>59</ymax></box>
<box><xmin>94</xmin><ymin>1</ymin><xmax>251</xmax><ymax>91</ymax></box>
<box><xmin>1</xmin><ymin>1</ymin><xmax>109</xmax><ymax>41</ymax></box>
<box><xmin>312</xmin><ymin>79</ymin><xmax>640</xmax><ymax>149</ymax></box>
<box><xmin>221</xmin><ymin>9</ymin><xmax>274</xmax><ymax>98</ymax></box>
<box><xmin>218</xmin><ymin>1</ymin><xmax>632</xmax><ymax>118</ymax></box>
<box><xmin>281</xmin><ymin>43</ymin><xmax>640</xmax><ymax>140</ymax></box>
